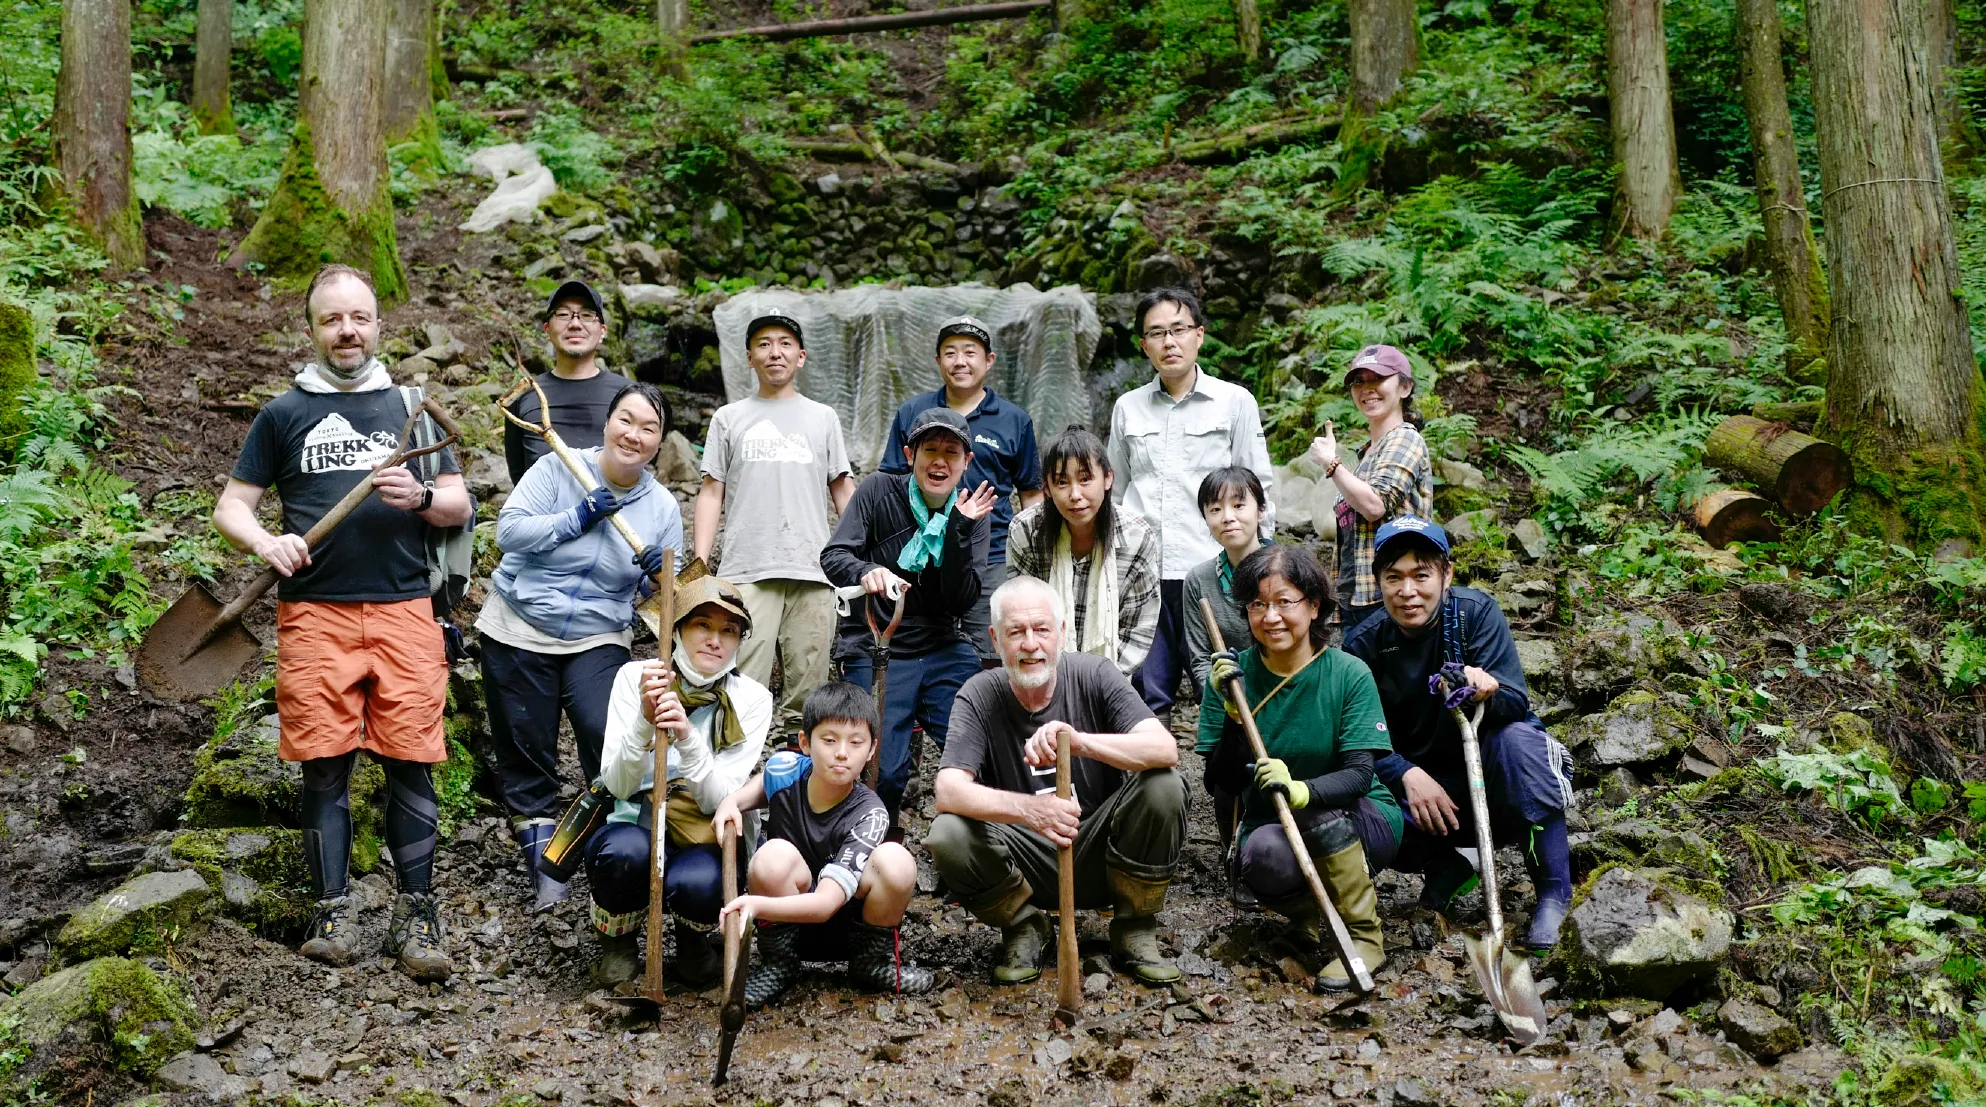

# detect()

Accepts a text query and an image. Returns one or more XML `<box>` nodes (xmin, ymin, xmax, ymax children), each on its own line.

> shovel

<box><xmin>712</xmin><ymin>824</ymin><xmax>750</xmax><ymax>1084</ymax></box>
<box><xmin>1446</xmin><ymin>693</ymin><xmax>1550</xmax><ymax>1046</ymax></box>
<box><xmin>606</xmin><ymin>553</ymin><xmax>676</xmax><ymax>1015</ymax></box>
<box><xmin>1199</xmin><ymin>598</ymin><xmax>1373</xmax><ymax>994</ymax></box>
<box><xmin>834</xmin><ymin>583</ymin><xmax>908</xmax><ymax>796</ymax></box>
<box><xmin>137</xmin><ymin>398</ymin><xmax>463</xmax><ymax>702</ymax></box>
<box><xmin>498</xmin><ymin>373</ymin><xmax>672</xmax><ymax>638</ymax></box>
<box><xmin>1052</xmin><ymin>725</ymin><xmax>1081</xmax><ymax>1029</ymax></box>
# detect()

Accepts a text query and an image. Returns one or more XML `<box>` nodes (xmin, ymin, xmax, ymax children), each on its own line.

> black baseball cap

<box><xmin>543</xmin><ymin>280</ymin><xmax>606</xmax><ymax>322</ymax></box>
<box><xmin>935</xmin><ymin>315</ymin><xmax>992</xmax><ymax>355</ymax></box>
<box><xmin>745</xmin><ymin>313</ymin><xmax>805</xmax><ymax>349</ymax></box>
<box><xmin>905</xmin><ymin>406</ymin><xmax>972</xmax><ymax>451</ymax></box>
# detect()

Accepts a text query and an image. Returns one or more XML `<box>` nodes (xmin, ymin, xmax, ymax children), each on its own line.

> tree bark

<box><xmin>1234</xmin><ymin>0</ymin><xmax>1260</xmax><ymax>64</ymax></box>
<box><xmin>193</xmin><ymin>0</ymin><xmax>234</xmax><ymax>135</ymax></box>
<box><xmin>1703</xmin><ymin>415</ymin><xmax>1853</xmax><ymax>515</ymax></box>
<box><xmin>1925</xmin><ymin>0</ymin><xmax>1955</xmax><ymax>134</ymax></box>
<box><xmin>53</xmin><ymin>0</ymin><xmax>143</xmax><ymax>270</ymax></box>
<box><xmin>235</xmin><ymin>0</ymin><xmax>403</xmax><ymax>302</ymax></box>
<box><xmin>1347</xmin><ymin>0</ymin><xmax>1417</xmax><ymax>116</ymax></box>
<box><xmin>1604</xmin><ymin>0</ymin><xmax>1681</xmax><ymax>241</ymax></box>
<box><xmin>1691</xmin><ymin>490</ymin><xmax>1782</xmax><ymax>548</ymax></box>
<box><xmin>1736</xmin><ymin>0</ymin><xmax>1827</xmax><ymax>384</ymax></box>
<box><xmin>1810</xmin><ymin>0</ymin><xmax>1983</xmax><ymax>545</ymax></box>
<box><xmin>383</xmin><ymin>0</ymin><xmax>438</xmax><ymax>158</ymax></box>
<box><xmin>658</xmin><ymin>0</ymin><xmax>689</xmax><ymax>79</ymax></box>
<box><xmin>0</xmin><ymin>300</ymin><xmax>32</xmax><ymax>448</ymax></box>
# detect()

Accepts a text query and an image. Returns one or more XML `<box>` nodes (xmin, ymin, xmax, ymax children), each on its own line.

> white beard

<box><xmin>1004</xmin><ymin>649</ymin><xmax>1058</xmax><ymax>690</ymax></box>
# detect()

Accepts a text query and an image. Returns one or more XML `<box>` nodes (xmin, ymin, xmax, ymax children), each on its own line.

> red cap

<box><xmin>1345</xmin><ymin>344</ymin><xmax>1411</xmax><ymax>382</ymax></box>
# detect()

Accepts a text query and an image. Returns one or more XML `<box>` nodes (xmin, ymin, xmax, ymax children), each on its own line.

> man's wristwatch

<box><xmin>418</xmin><ymin>484</ymin><xmax>434</xmax><ymax>512</ymax></box>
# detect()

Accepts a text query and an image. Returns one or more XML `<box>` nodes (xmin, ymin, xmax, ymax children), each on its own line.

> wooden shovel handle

<box><xmin>498</xmin><ymin>372</ymin><xmax>663</xmax><ymax>586</ymax></box>
<box><xmin>1055</xmin><ymin>726</ymin><xmax>1080</xmax><ymax>1024</ymax></box>
<box><xmin>1199</xmin><ymin>598</ymin><xmax>1372</xmax><ymax>993</ymax></box>
<box><xmin>643</xmin><ymin>552</ymin><xmax>677</xmax><ymax>1003</ymax></box>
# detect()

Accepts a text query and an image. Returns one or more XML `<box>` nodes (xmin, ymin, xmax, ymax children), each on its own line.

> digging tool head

<box><xmin>713</xmin><ymin>917</ymin><xmax>750</xmax><ymax>1084</ymax></box>
<box><xmin>1465</xmin><ymin>931</ymin><xmax>1549</xmax><ymax>1047</ymax></box>
<box><xmin>136</xmin><ymin>582</ymin><xmax>265</xmax><ymax>702</ymax></box>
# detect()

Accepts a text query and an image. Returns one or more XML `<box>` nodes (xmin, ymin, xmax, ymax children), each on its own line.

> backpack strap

<box><xmin>1441</xmin><ymin>591</ymin><xmax>1468</xmax><ymax>669</ymax></box>
<box><xmin>398</xmin><ymin>385</ymin><xmax>439</xmax><ymax>484</ymax></box>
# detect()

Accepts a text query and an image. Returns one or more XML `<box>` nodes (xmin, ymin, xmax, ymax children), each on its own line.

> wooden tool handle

<box><xmin>720</xmin><ymin>826</ymin><xmax>742</xmax><ymax>991</ymax></box>
<box><xmin>496</xmin><ymin>375</ymin><xmax>665</xmax><ymax>587</ymax></box>
<box><xmin>1451</xmin><ymin>701</ymin><xmax>1501</xmax><ymax>935</ymax></box>
<box><xmin>643</xmin><ymin>551</ymin><xmax>678</xmax><ymax>1002</ymax></box>
<box><xmin>1055</xmin><ymin>726</ymin><xmax>1079</xmax><ymax>1023</ymax></box>
<box><xmin>1199</xmin><ymin>598</ymin><xmax>1372</xmax><ymax>993</ymax></box>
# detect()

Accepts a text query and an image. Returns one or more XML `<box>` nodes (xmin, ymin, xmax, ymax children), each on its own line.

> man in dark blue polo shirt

<box><xmin>880</xmin><ymin>316</ymin><xmax>1043</xmax><ymax>663</ymax></box>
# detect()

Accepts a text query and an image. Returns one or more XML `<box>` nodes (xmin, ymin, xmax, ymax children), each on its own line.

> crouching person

<box><xmin>715</xmin><ymin>683</ymin><xmax>935</xmax><ymax>1007</ymax></box>
<box><xmin>586</xmin><ymin>574</ymin><xmax>772</xmax><ymax>988</ymax></box>
<box><xmin>1196</xmin><ymin>545</ymin><xmax>1401</xmax><ymax>991</ymax></box>
<box><xmin>927</xmin><ymin>577</ymin><xmax>1189</xmax><ymax>986</ymax></box>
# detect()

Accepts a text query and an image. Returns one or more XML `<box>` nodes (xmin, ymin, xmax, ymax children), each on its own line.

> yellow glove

<box><xmin>1253</xmin><ymin>758</ymin><xmax>1310</xmax><ymax>809</ymax></box>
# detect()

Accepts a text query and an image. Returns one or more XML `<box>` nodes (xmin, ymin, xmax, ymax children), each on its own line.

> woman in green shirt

<box><xmin>1197</xmin><ymin>544</ymin><xmax>1401</xmax><ymax>990</ymax></box>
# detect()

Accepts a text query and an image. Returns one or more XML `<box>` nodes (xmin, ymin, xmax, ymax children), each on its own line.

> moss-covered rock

<box><xmin>1560</xmin><ymin>689</ymin><xmax>1693</xmax><ymax>767</ymax></box>
<box><xmin>53</xmin><ymin>870</ymin><xmax>215</xmax><ymax>963</ymax></box>
<box><xmin>1563</xmin><ymin>866</ymin><xmax>1732</xmax><ymax>1000</ymax></box>
<box><xmin>1574</xmin><ymin>817</ymin><xmax>1723</xmax><ymax>883</ymax></box>
<box><xmin>1872</xmin><ymin>1054</ymin><xmax>1978</xmax><ymax>1107</ymax></box>
<box><xmin>1826</xmin><ymin>711</ymin><xmax>1878</xmax><ymax>755</ymax></box>
<box><xmin>0</xmin><ymin>956</ymin><xmax>197</xmax><ymax>1097</ymax></box>
<box><xmin>182</xmin><ymin>714</ymin><xmax>384</xmax><ymax>874</ymax></box>
<box><xmin>1565</xmin><ymin>611</ymin><xmax>1692</xmax><ymax>703</ymax></box>
<box><xmin>169</xmin><ymin>828</ymin><xmax>313</xmax><ymax>937</ymax></box>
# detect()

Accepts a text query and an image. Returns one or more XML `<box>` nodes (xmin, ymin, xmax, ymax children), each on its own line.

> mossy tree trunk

<box><xmin>657</xmin><ymin>0</ymin><xmax>689</xmax><ymax>79</ymax></box>
<box><xmin>1604</xmin><ymin>0</ymin><xmax>1681</xmax><ymax>241</ymax></box>
<box><xmin>1348</xmin><ymin>0</ymin><xmax>1417</xmax><ymax>115</ymax></box>
<box><xmin>1234</xmin><ymin>0</ymin><xmax>1260</xmax><ymax>63</ymax></box>
<box><xmin>235</xmin><ymin>0</ymin><xmax>404</xmax><ymax>303</ymax></box>
<box><xmin>384</xmin><ymin>0</ymin><xmax>440</xmax><ymax>166</ymax></box>
<box><xmin>1811</xmin><ymin>0</ymin><xmax>1986</xmax><ymax>548</ymax></box>
<box><xmin>0</xmin><ymin>300</ymin><xmax>33</xmax><ymax>453</ymax></box>
<box><xmin>53</xmin><ymin>0</ymin><xmax>143</xmax><ymax>270</ymax></box>
<box><xmin>1736</xmin><ymin>0</ymin><xmax>1827</xmax><ymax>383</ymax></box>
<box><xmin>192</xmin><ymin>0</ymin><xmax>234</xmax><ymax>135</ymax></box>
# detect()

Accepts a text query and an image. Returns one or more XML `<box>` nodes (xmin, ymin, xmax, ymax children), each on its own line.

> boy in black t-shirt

<box><xmin>714</xmin><ymin>683</ymin><xmax>936</xmax><ymax>1007</ymax></box>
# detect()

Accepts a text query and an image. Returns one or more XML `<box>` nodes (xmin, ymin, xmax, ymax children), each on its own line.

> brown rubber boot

<box><xmin>1315</xmin><ymin>841</ymin><xmax>1385</xmax><ymax>992</ymax></box>
<box><xmin>966</xmin><ymin>872</ymin><xmax>1051</xmax><ymax>985</ymax></box>
<box><xmin>1105</xmin><ymin>868</ymin><xmax>1182</xmax><ymax>985</ymax></box>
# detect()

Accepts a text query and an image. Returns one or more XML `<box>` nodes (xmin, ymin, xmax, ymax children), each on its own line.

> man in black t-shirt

<box><xmin>502</xmin><ymin>280</ymin><xmax>637</xmax><ymax>485</ymax></box>
<box><xmin>927</xmin><ymin>577</ymin><xmax>1189</xmax><ymax>987</ymax></box>
<box><xmin>212</xmin><ymin>264</ymin><xmax>472</xmax><ymax>984</ymax></box>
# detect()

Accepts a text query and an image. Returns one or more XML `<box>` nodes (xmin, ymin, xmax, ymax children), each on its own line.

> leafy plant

<box><xmin>1760</xmin><ymin>748</ymin><xmax>1908</xmax><ymax>828</ymax></box>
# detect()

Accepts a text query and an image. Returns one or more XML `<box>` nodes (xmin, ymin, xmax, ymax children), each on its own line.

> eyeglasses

<box><xmin>1141</xmin><ymin>324</ymin><xmax>1202</xmax><ymax>343</ymax></box>
<box><xmin>551</xmin><ymin>310</ymin><xmax>601</xmax><ymax>326</ymax></box>
<box><xmin>1245</xmin><ymin>598</ymin><xmax>1310</xmax><ymax>617</ymax></box>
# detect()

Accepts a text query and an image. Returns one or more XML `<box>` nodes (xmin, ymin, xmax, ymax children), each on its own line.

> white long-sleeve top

<box><xmin>599</xmin><ymin>652</ymin><xmax>773</xmax><ymax>825</ymax></box>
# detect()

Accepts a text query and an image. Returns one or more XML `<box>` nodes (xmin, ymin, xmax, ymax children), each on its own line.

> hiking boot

<box><xmin>670</xmin><ymin>915</ymin><xmax>722</xmax><ymax>991</ymax></box>
<box><xmin>517</xmin><ymin>820</ymin><xmax>568</xmax><ymax>914</ymax></box>
<box><xmin>387</xmin><ymin>892</ymin><xmax>453</xmax><ymax>983</ymax></box>
<box><xmin>1418</xmin><ymin>849</ymin><xmax>1479</xmax><ymax>916</ymax></box>
<box><xmin>848</xmin><ymin>921</ymin><xmax>935</xmax><ymax>995</ymax></box>
<box><xmin>1316</xmin><ymin>841</ymin><xmax>1385</xmax><ymax>993</ymax></box>
<box><xmin>993</xmin><ymin>909</ymin><xmax>1053</xmax><ymax>985</ymax></box>
<box><xmin>591</xmin><ymin>931</ymin><xmax>640</xmax><ymax>987</ymax></box>
<box><xmin>1106</xmin><ymin>868</ymin><xmax>1182</xmax><ymax>985</ymax></box>
<box><xmin>744</xmin><ymin>922</ymin><xmax>802</xmax><ymax>1010</ymax></box>
<box><xmin>299</xmin><ymin>896</ymin><xmax>357</xmax><ymax>967</ymax></box>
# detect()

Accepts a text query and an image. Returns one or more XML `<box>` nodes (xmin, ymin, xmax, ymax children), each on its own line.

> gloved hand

<box><xmin>1251</xmin><ymin>758</ymin><xmax>1310</xmax><ymax>809</ymax></box>
<box><xmin>572</xmin><ymin>487</ymin><xmax>621</xmax><ymax>533</ymax></box>
<box><xmin>1208</xmin><ymin>649</ymin><xmax>1245</xmax><ymax>721</ymax></box>
<box><xmin>1429</xmin><ymin>661</ymin><xmax>1473</xmax><ymax>710</ymax></box>
<box><xmin>634</xmin><ymin>544</ymin><xmax>670</xmax><ymax>579</ymax></box>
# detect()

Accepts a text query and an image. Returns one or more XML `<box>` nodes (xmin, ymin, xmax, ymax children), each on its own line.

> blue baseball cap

<box><xmin>1373</xmin><ymin>515</ymin><xmax>1450</xmax><ymax>562</ymax></box>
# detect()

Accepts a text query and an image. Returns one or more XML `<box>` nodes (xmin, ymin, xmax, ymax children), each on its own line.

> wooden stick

<box><xmin>1199</xmin><ymin>598</ymin><xmax>1372</xmax><ymax>993</ymax></box>
<box><xmin>1054</xmin><ymin>726</ymin><xmax>1080</xmax><ymax>1027</ymax></box>
<box><xmin>687</xmin><ymin>0</ymin><xmax>1050</xmax><ymax>43</ymax></box>
<box><xmin>642</xmin><ymin>554</ymin><xmax>677</xmax><ymax>1004</ymax></box>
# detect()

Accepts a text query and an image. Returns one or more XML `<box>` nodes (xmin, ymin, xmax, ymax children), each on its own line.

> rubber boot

<box><xmin>744</xmin><ymin>921</ymin><xmax>802</xmax><ymax>1009</ymax></box>
<box><xmin>387</xmin><ymin>892</ymin><xmax>454</xmax><ymax>983</ymax></box>
<box><xmin>1315</xmin><ymin>841</ymin><xmax>1385</xmax><ymax>992</ymax></box>
<box><xmin>516</xmin><ymin>819</ymin><xmax>568</xmax><ymax>914</ymax></box>
<box><xmin>848</xmin><ymin>920</ymin><xmax>936</xmax><ymax>995</ymax></box>
<box><xmin>966</xmin><ymin>873</ymin><xmax>1051</xmax><ymax>985</ymax></box>
<box><xmin>1418</xmin><ymin>848</ymin><xmax>1479</xmax><ymax>915</ymax></box>
<box><xmin>1264</xmin><ymin>895</ymin><xmax>1324</xmax><ymax>975</ymax></box>
<box><xmin>1521</xmin><ymin>817</ymin><xmax>1573</xmax><ymax>951</ymax></box>
<box><xmin>671</xmin><ymin>914</ymin><xmax>722</xmax><ymax>991</ymax></box>
<box><xmin>592</xmin><ymin>931</ymin><xmax>640</xmax><ymax>987</ymax></box>
<box><xmin>1105</xmin><ymin>868</ymin><xmax>1182</xmax><ymax>985</ymax></box>
<box><xmin>298</xmin><ymin>896</ymin><xmax>357</xmax><ymax>967</ymax></box>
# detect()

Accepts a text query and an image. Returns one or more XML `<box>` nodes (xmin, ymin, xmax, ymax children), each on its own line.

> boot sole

<box><xmin>299</xmin><ymin>940</ymin><xmax>356</xmax><ymax>967</ymax></box>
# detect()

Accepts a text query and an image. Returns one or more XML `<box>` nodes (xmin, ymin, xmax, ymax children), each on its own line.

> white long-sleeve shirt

<box><xmin>1106</xmin><ymin>366</ymin><xmax>1276</xmax><ymax>579</ymax></box>
<box><xmin>599</xmin><ymin>657</ymin><xmax>773</xmax><ymax>825</ymax></box>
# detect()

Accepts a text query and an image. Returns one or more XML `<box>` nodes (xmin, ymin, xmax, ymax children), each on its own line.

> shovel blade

<box><xmin>1464</xmin><ymin>932</ymin><xmax>1549</xmax><ymax>1047</ymax></box>
<box><xmin>136</xmin><ymin>583</ymin><xmax>265</xmax><ymax>702</ymax></box>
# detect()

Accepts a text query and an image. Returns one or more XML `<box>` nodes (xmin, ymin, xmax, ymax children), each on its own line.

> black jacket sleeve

<box><xmin>1304</xmin><ymin>749</ymin><xmax>1376</xmax><ymax>811</ymax></box>
<box><xmin>1464</xmin><ymin>593</ymin><xmax>1532</xmax><ymax>729</ymax></box>
<box><xmin>821</xmin><ymin>474</ymin><xmax>886</xmax><ymax>587</ymax></box>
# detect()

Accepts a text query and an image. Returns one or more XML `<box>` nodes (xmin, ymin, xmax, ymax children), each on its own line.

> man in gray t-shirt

<box><xmin>694</xmin><ymin>313</ymin><xmax>855</xmax><ymax>733</ymax></box>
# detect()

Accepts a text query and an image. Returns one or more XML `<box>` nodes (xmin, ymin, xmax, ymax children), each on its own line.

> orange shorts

<box><xmin>275</xmin><ymin>598</ymin><xmax>447</xmax><ymax>763</ymax></box>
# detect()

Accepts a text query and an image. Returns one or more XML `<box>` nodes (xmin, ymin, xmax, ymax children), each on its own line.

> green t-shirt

<box><xmin>1196</xmin><ymin>647</ymin><xmax>1403</xmax><ymax>840</ymax></box>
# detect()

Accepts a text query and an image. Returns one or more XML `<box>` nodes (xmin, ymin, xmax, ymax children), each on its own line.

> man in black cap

<box><xmin>697</xmin><ymin>313</ymin><xmax>856</xmax><ymax>736</ymax></box>
<box><xmin>503</xmin><ymin>280</ymin><xmax>636</xmax><ymax>486</ymax></box>
<box><xmin>821</xmin><ymin>406</ymin><xmax>997</xmax><ymax>824</ymax></box>
<box><xmin>880</xmin><ymin>315</ymin><xmax>1043</xmax><ymax>666</ymax></box>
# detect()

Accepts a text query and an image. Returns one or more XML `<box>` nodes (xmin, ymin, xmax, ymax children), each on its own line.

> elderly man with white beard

<box><xmin>925</xmin><ymin>577</ymin><xmax>1189</xmax><ymax>987</ymax></box>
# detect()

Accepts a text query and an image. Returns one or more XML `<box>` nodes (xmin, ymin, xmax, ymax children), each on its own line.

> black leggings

<box><xmin>301</xmin><ymin>752</ymin><xmax>439</xmax><ymax>899</ymax></box>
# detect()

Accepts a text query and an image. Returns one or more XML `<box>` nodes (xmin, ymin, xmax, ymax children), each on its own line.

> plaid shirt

<box><xmin>1338</xmin><ymin>424</ymin><xmax>1433</xmax><ymax>608</ymax></box>
<box><xmin>1007</xmin><ymin>505</ymin><xmax>1163</xmax><ymax>678</ymax></box>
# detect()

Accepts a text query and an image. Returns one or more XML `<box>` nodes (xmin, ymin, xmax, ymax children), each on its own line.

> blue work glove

<box><xmin>1250</xmin><ymin>758</ymin><xmax>1310</xmax><ymax>809</ymax></box>
<box><xmin>1429</xmin><ymin>661</ymin><xmax>1473</xmax><ymax>709</ymax></box>
<box><xmin>634</xmin><ymin>544</ymin><xmax>670</xmax><ymax>579</ymax></box>
<box><xmin>572</xmin><ymin>487</ymin><xmax>621</xmax><ymax>533</ymax></box>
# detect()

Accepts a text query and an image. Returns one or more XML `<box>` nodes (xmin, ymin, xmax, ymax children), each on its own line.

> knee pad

<box><xmin>1300</xmin><ymin>811</ymin><xmax>1359</xmax><ymax>859</ymax></box>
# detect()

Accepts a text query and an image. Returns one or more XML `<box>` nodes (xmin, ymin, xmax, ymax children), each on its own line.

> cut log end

<box><xmin>1702</xmin><ymin>414</ymin><xmax>1853</xmax><ymax>516</ymax></box>
<box><xmin>1692</xmin><ymin>489</ymin><xmax>1782</xmax><ymax>548</ymax></box>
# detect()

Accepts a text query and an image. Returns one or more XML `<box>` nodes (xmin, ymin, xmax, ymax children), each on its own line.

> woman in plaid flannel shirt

<box><xmin>1310</xmin><ymin>344</ymin><xmax>1433</xmax><ymax>632</ymax></box>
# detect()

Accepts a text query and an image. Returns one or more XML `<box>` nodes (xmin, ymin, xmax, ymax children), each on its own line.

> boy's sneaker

<box><xmin>387</xmin><ymin>892</ymin><xmax>453</xmax><ymax>983</ymax></box>
<box><xmin>744</xmin><ymin>922</ymin><xmax>802</xmax><ymax>1010</ymax></box>
<box><xmin>848</xmin><ymin>921</ymin><xmax>935</xmax><ymax>995</ymax></box>
<box><xmin>299</xmin><ymin>896</ymin><xmax>357</xmax><ymax>967</ymax></box>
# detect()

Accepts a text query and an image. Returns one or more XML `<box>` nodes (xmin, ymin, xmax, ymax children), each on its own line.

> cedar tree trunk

<box><xmin>658</xmin><ymin>0</ymin><xmax>689</xmax><ymax>78</ymax></box>
<box><xmin>384</xmin><ymin>0</ymin><xmax>439</xmax><ymax>161</ymax></box>
<box><xmin>1736</xmin><ymin>0</ymin><xmax>1827</xmax><ymax>382</ymax></box>
<box><xmin>1811</xmin><ymin>0</ymin><xmax>1985</xmax><ymax>547</ymax></box>
<box><xmin>193</xmin><ymin>0</ymin><xmax>234</xmax><ymax>135</ymax></box>
<box><xmin>53</xmin><ymin>0</ymin><xmax>143</xmax><ymax>269</ymax></box>
<box><xmin>1235</xmin><ymin>0</ymin><xmax>1261</xmax><ymax>64</ymax></box>
<box><xmin>1348</xmin><ymin>0</ymin><xmax>1417</xmax><ymax>116</ymax></box>
<box><xmin>235</xmin><ymin>0</ymin><xmax>404</xmax><ymax>301</ymax></box>
<box><xmin>1605</xmin><ymin>0</ymin><xmax>1682</xmax><ymax>240</ymax></box>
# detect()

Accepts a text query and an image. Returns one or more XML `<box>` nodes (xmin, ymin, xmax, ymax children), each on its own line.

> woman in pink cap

<box><xmin>1309</xmin><ymin>344</ymin><xmax>1433</xmax><ymax>633</ymax></box>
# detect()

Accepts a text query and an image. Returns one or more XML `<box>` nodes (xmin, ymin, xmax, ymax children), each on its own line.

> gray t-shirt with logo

<box><xmin>701</xmin><ymin>393</ymin><xmax>852</xmax><ymax>585</ymax></box>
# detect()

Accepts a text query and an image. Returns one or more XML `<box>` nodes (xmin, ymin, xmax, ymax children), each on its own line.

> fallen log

<box><xmin>688</xmin><ymin>0</ymin><xmax>1051</xmax><ymax>43</ymax></box>
<box><xmin>1749</xmin><ymin>399</ymin><xmax>1823</xmax><ymax>429</ymax></box>
<box><xmin>1691</xmin><ymin>489</ymin><xmax>1782</xmax><ymax>548</ymax></box>
<box><xmin>1702</xmin><ymin>414</ymin><xmax>1852</xmax><ymax>516</ymax></box>
<box><xmin>1173</xmin><ymin>113</ymin><xmax>1343</xmax><ymax>163</ymax></box>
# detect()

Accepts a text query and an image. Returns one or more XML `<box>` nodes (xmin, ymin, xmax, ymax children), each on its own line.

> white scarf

<box><xmin>294</xmin><ymin>357</ymin><xmax>392</xmax><ymax>394</ymax></box>
<box><xmin>1049</xmin><ymin>522</ymin><xmax>1119</xmax><ymax>663</ymax></box>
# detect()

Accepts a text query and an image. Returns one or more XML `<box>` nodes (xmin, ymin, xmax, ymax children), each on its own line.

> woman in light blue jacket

<box><xmin>477</xmin><ymin>381</ymin><xmax>684</xmax><ymax>911</ymax></box>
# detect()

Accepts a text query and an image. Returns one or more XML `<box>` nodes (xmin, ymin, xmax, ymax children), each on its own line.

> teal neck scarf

<box><xmin>897</xmin><ymin>479</ymin><xmax>957</xmax><ymax>574</ymax></box>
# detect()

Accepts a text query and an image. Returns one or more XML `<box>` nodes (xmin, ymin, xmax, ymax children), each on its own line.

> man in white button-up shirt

<box><xmin>1106</xmin><ymin>288</ymin><xmax>1276</xmax><ymax>716</ymax></box>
